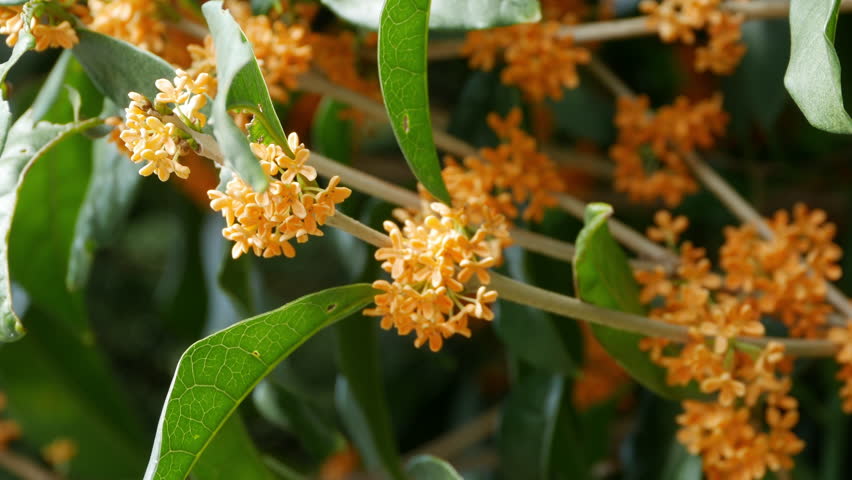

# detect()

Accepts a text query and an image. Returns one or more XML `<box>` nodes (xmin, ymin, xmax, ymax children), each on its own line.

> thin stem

<box><xmin>0</xmin><ymin>451</ymin><xmax>64</xmax><ymax>480</ymax></box>
<box><xmin>405</xmin><ymin>407</ymin><xmax>500</xmax><ymax>460</ymax></box>
<box><xmin>586</xmin><ymin>58</ymin><xmax>852</xmax><ymax>321</ymax></box>
<box><xmin>327</xmin><ymin>211</ymin><xmax>838</xmax><ymax>358</ymax></box>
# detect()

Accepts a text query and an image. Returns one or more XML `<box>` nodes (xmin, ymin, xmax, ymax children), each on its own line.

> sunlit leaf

<box><xmin>144</xmin><ymin>284</ymin><xmax>377</xmax><ymax>480</ymax></box>
<box><xmin>378</xmin><ymin>0</ymin><xmax>450</xmax><ymax>203</ymax></box>
<box><xmin>406</xmin><ymin>455</ymin><xmax>463</xmax><ymax>480</ymax></box>
<box><xmin>784</xmin><ymin>0</ymin><xmax>852</xmax><ymax>134</ymax></box>
<box><xmin>573</xmin><ymin>203</ymin><xmax>696</xmax><ymax>398</ymax></box>
<box><xmin>320</xmin><ymin>0</ymin><xmax>540</xmax><ymax>30</ymax></box>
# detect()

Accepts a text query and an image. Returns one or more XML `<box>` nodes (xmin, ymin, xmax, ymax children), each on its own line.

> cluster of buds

<box><xmin>119</xmin><ymin>70</ymin><xmax>214</xmax><ymax>181</ymax></box>
<box><xmin>640</xmin><ymin>0</ymin><xmax>746</xmax><ymax>74</ymax></box>
<box><xmin>0</xmin><ymin>3</ymin><xmax>81</xmax><ymax>51</ymax></box>
<box><xmin>209</xmin><ymin>134</ymin><xmax>351</xmax><ymax>259</ymax></box>
<box><xmin>461</xmin><ymin>22</ymin><xmax>591</xmax><ymax>102</ymax></box>
<box><xmin>365</xmin><ymin>203</ymin><xmax>510</xmax><ymax>352</ymax></box>
<box><xmin>611</xmin><ymin>94</ymin><xmax>727</xmax><ymax>206</ymax></box>
<box><xmin>636</xmin><ymin>206</ymin><xmax>843</xmax><ymax>478</ymax></box>
<box><xmin>441</xmin><ymin>109</ymin><xmax>566</xmax><ymax>223</ymax></box>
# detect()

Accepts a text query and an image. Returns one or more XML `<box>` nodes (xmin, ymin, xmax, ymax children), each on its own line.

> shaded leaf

<box><xmin>335</xmin><ymin>316</ymin><xmax>405</xmax><ymax>479</ymax></box>
<box><xmin>573</xmin><ymin>203</ymin><xmax>695</xmax><ymax>398</ymax></box>
<box><xmin>312</xmin><ymin>97</ymin><xmax>354</xmax><ymax>165</ymax></box>
<box><xmin>406</xmin><ymin>455</ymin><xmax>463</xmax><ymax>480</ymax></box>
<box><xmin>0</xmin><ymin>21</ymin><xmax>34</xmax><ymax>154</ymax></box>
<box><xmin>203</xmin><ymin>0</ymin><xmax>289</xmax><ymax>191</ymax></box>
<box><xmin>72</xmin><ymin>29</ymin><xmax>174</xmax><ymax>107</ymax></box>
<box><xmin>0</xmin><ymin>306</ymin><xmax>147</xmax><ymax>479</ymax></box>
<box><xmin>378</xmin><ymin>0</ymin><xmax>450</xmax><ymax>203</ymax></box>
<box><xmin>193</xmin><ymin>414</ymin><xmax>277</xmax><ymax>480</ymax></box>
<box><xmin>144</xmin><ymin>284</ymin><xmax>377</xmax><ymax>480</ymax></box>
<box><xmin>784</xmin><ymin>0</ymin><xmax>852</xmax><ymax>134</ymax></box>
<box><xmin>320</xmin><ymin>0</ymin><xmax>540</xmax><ymax>30</ymax></box>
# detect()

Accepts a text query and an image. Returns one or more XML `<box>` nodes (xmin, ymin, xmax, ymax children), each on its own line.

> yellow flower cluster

<box><xmin>0</xmin><ymin>5</ymin><xmax>79</xmax><ymax>51</ymax></box>
<box><xmin>120</xmin><ymin>70</ymin><xmax>213</xmax><ymax>181</ymax></box>
<box><xmin>640</xmin><ymin>0</ymin><xmax>746</xmax><ymax>75</ymax></box>
<box><xmin>636</xmin><ymin>206</ymin><xmax>843</xmax><ymax>478</ymax></box>
<box><xmin>241</xmin><ymin>15</ymin><xmax>312</xmax><ymax>103</ymax></box>
<box><xmin>208</xmin><ymin>134</ymin><xmax>351</xmax><ymax>259</ymax></box>
<box><xmin>611</xmin><ymin>94</ymin><xmax>727</xmax><ymax>206</ymax></box>
<box><xmin>365</xmin><ymin>202</ymin><xmax>510</xmax><ymax>352</ymax></box>
<box><xmin>461</xmin><ymin>22</ymin><xmax>591</xmax><ymax>102</ymax></box>
<box><xmin>441</xmin><ymin>109</ymin><xmax>566</xmax><ymax>223</ymax></box>
<box><xmin>88</xmin><ymin>0</ymin><xmax>166</xmax><ymax>54</ymax></box>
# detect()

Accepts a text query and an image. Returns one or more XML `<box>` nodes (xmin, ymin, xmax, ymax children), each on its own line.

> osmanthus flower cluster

<box><xmin>611</xmin><ymin>94</ymin><xmax>727</xmax><ymax>206</ymax></box>
<box><xmin>635</xmin><ymin>206</ymin><xmax>844</xmax><ymax>479</ymax></box>
<box><xmin>364</xmin><ymin>202</ymin><xmax>510</xmax><ymax>352</ymax></box>
<box><xmin>461</xmin><ymin>22</ymin><xmax>591</xmax><ymax>102</ymax></box>
<box><xmin>640</xmin><ymin>0</ymin><xmax>747</xmax><ymax>74</ymax></box>
<box><xmin>0</xmin><ymin>1</ymin><xmax>81</xmax><ymax>51</ymax></box>
<box><xmin>441</xmin><ymin>109</ymin><xmax>566</xmax><ymax>222</ymax></box>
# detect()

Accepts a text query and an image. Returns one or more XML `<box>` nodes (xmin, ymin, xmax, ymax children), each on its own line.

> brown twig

<box><xmin>0</xmin><ymin>450</ymin><xmax>64</xmax><ymax>480</ymax></box>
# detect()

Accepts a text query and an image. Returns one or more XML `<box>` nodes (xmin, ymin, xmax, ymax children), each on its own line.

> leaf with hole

<box><xmin>784</xmin><ymin>0</ymin><xmax>852</xmax><ymax>134</ymax></box>
<box><xmin>143</xmin><ymin>284</ymin><xmax>377</xmax><ymax>480</ymax></box>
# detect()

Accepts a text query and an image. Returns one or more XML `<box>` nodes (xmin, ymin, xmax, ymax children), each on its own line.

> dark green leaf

<box><xmin>67</xmin><ymin>138</ymin><xmax>141</xmax><ymax>291</ymax></box>
<box><xmin>405</xmin><ymin>455</ymin><xmax>463</xmax><ymax>480</ymax></box>
<box><xmin>73</xmin><ymin>29</ymin><xmax>175</xmax><ymax>107</ymax></box>
<box><xmin>784</xmin><ymin>0</ymin><xmax>852</xmax><ymax>134</ymax></box>
<box><xmin>573</xmin><ymin>203</ymin><xmax>696</xmax><ymax>399</ymax></box>
<box><xmin>335</xmin><ymin>316</ymin><xmax>405</xmax><ymax>479</ymax></box>
<box><xmin>29</xmin><ymin>50</ymin><xmax>74</xmax><ymax>122</ymax></box>
<box><xmin>193</xmin><ymin>414</ymin><xmax>277</xmax><ymax>480</ymax></box>
<box><xmin>321</xmin><ymin>0</ymin><xmax>540</xmax><ymax>30</ymax></box>
<box><xmin>312</xmin><ymin>98</ymin><xmax>354</xmax><ymax>165</ymax></box>
<box><xmin>0</xmin><ymin>307</ymin><xmax>147</xmax><ymax>479</ymax></box>
<box><xmin>551</xmin><ymin>74</ymin><xmax>615</xmax><ymax>145</ymax></box>
<box><xmin>498</xmin><ymin>371</ymin><xmax>585</xmax><ymax>479</ymax></box>
<box><xmin>203</xmin><ymin>0</ymin><xmax>289</xmax><ymax>191</ymax></box>
<box><xmin>144</xmin><ymin>284</ymin><xmax>377</xmax><ymax>480</ymax></box>
<box><xmin>378</xmin><ymin>0</ymin><xmax>451</xmax><ymax>203</ymax></box>
<box><xmin>0</xmin><ymin>113</ymin><xmax>101</xmax><ymax>341</ymax></box>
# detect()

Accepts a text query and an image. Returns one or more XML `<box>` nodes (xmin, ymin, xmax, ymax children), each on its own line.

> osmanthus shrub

<box><xmin>2</xmin><ymin>0</ymin><xmax>852</xmax><ymax>479</ymax></box>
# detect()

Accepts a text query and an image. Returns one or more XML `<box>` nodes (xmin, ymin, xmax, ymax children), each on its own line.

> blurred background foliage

<box><xmin>1</xmin><ymin>0</ymin><xmax>852</xmax><ymax>479</ymax></box>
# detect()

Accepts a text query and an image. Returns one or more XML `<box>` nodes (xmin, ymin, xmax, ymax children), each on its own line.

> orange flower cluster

<box><xmin>441</xmin><ymin>109</ymin><xmax>565</xmax><ymax>223</ymax></box>
<box><xmin>635</xmin><ymin>207</ymin><xmax>843</xmax><ymax>478</ymax></box>
<box><xmin>611</xmin><ymin>94</ymin><xmax>727</xmax><ymax>206</ymax></box>
<box><xmin>208</xmin><ymin>133</ymin><xmax>351</xmax><ymax>259</ymax></box>
<box><xmin>120</xmin><ymin>70</ymin><xmax>215</xmax><ymax>181</ymax></box>
<box><xmin>311</xmin><ymin>31</ymin><xmax>382</xmax><ymax>102</ymax></box>
<box><xmin>539</xmin><ymin>0</ymin><xmax>587</xmax><ymax>23</ymax></box>
<box><xmin>241</xmin><ymin>15</ymin><xmax>312</xmax><ymax>102</ymax></box>
<box><xmin>639</xmin><ymin>0</ymin><xmax>746</xmax><ymax>74</ymax></box>
<box><xmin>573</xmin><ymin>324</ymin><xmax>630</xmax><ymax>409</ymax></box>
<box><xmin>0</xmin><ymin>393</ymin><xmax>20</xmax><ymax>450</ymax></box>
<box><xmin>364</xmin><ymin>202</ymin><xmax>510</xmax><ymax>352</ymax></box>
<box><xmin>461</xmin><ymin>22</ymin><xmax>591</xmax><ymax>102</ymax></box>
<box><xmin>0</xmin><ymin>5</ymin><xmax>79</xmax><ymax>51</ymax></box>
<box><xmin>41</xmin><ymin>437</ymin><xmax>78</xmax><ymax>467</ymax></box>
<box><xmin>88</xmin><ymin>0</ymin><xmax>166</xmax><ymax>54</ymax></box>
<box><xmin>829</xmin><ymin>323</ymin><xmax>852</xmax><ymax>412</ymax></box>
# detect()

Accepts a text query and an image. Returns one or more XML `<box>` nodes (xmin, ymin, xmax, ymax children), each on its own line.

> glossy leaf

<box><xmin>498</xmin><ymin>371</ymin><xmax>585</xmax><ymax>478</ymax></box>
<box><xmin>312</xmin><ymin>98</ymin><xmax>353</xmax><ymax>165</ymax></box>
<box><xmin>378</xmin><ymin>0</ymin><xmax>451</xmax><ymax>203</ymax></box>
<box><xmin>0</xmin><ymin>307</ymin><xmax>147</xmax><ymax>479</ymax></box>
<box><xmin>573</xmin><ymin>203</ymin><xmax>695</xmax><ymax>398</ymax></box>
<box><xmin>144</xmin><ymin>284</ymin><xmax>377</xmax><ymax>480</ymax></box>
<box><xmin>406</xmin><ymin>455</ymin><xmax>463</xmax><ymax>480</ymax></box>
<box><xmin>784</xmin><ymin>0</ymin><xmax>852</xmax><ymax>134</ymax></box>
<box><xmin>203</xmin><ymin>0</ymin><xmax>289</xmax><ymax>191</ymax></box>
<box><xmin>335</xmin><ymin>316</ymin><xmax>405</xmax><ymax>479</ymax></box>
<box><xmin>320</xmin><ymin>0</ymin><xmax>540</xmax><ymax>30</ymax></box>
<box><xmin>67</xmin><ymin>138</ymin><xmax>141</xmax><ymax>290</ymax></box>
<box><xmin>72</xmin><ymin>29</ymin><xmax>175</xmax><ymax>107</ymax></box>
<box><xmin>0</xmin><ymin>22</ymin><xmax>33</xmax><ymax>154</ymax></box>
<box><xmin>193</xmin><ymin>414</ymin><xmax>277</xmax><ymax>480</ymax></box>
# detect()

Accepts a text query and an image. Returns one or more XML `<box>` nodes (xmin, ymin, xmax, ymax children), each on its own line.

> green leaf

<box><xmin>0</xmin><ymin>113</ymin><xmax>101</xmax><ymax>341</ymax></box>
<box><xmin>498</xmin><ymin>371</ymin><xmax>586</xmax><ymax>479</ymax></box>
<box><xmin>144</xmin><ymin>284</ymin><xmax>377</xmax><ymax>480</ymax></box>
<box><xmin>321</xmin><ymin>0</ymin><xmax>540</xmax><ymax>30</ymax></box>
<box><xmin>378</xmin><ymin>0</ymin><xmax>451</xmax><ymax>203</ymax></box>
<box><xmin>784</xmin><ymin>0</ymin><xmax>852</xmax><ymax>134</ymax></box>
<box><xmin>405</xmin><ymin>455</ymin><xmax>463</xmax><ymax>480</ymax></box>
<box><xmin>0</xmin><ymin>22</ymin><xmax>34</xmax><ymax>154</ymax></box>
<box><xmin>67</xmin><ymin>138</ymin><xmax>141</xmax><ymax>291</ymax></box>
<box><xmin>203</xmin><ymin>0</ymin><xmax>290</xmax><ymax>192</ymax></box>
<box><xmin>573</xmin><ymin>203</ymin><xmax>696</xmax><ymax>399</ymax></box>
<box><xmin>193</xmin><ymin>414</ymin><xmax>277</xmax><ymax>480</ymax></box>
<box><xmin>334</xmin><ymin>316</ymin><xmax>405</xmax><ymax>479</ymax></box>
<box><xmin>72</xmin><ymin>29</ymin><xmax>175</xmax><ymax>107</ymax></box>
<box><xmin>0</xmin><ymin>307</ymin><xmax>147</xmax><ymax>479</ymax></box>
<box><xmin>312</xmin><ymin>98</ymin><xmax>354</xmax><ymax>165</ymax></box>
